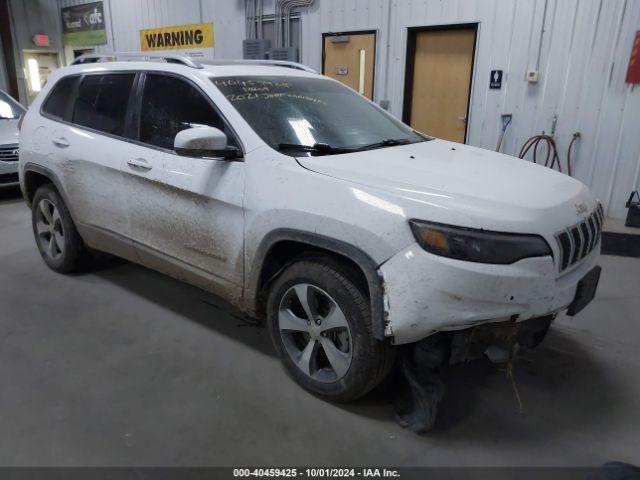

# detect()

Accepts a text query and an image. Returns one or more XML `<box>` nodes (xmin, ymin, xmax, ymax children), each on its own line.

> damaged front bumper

<box><xmin>379</xmin><ymin>242</ymin><xmax>600</xmax><ymax>345</ymax></box>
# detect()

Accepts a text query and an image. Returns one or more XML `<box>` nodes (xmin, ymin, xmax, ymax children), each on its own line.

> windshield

<box><xmin>212</xmin><ymin>76</ymin><xmax>427</xmax><ymax>156</ymax></box>
<box><xmin>0</xmin><ymin>91</ymin><xmax>25</xmax><ymax>120</ymax></box>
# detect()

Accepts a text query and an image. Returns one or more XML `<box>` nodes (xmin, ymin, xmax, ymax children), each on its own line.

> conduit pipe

<box><xmin>275</xmin><ymin>0</ymin><xmax>288</xmax><ymax>48</ymax></box>
<box><xmin>245</xmin><ymin>0</ymin><xmax>265</xmax><ymax>41</ymax></box>
<box><xmin>275</xmin><ymin>0</ymin><xmax>313</xmax><ymax>48</ymax></box>
<box><xmin>283</xmin><ymin>0</ymin><xmax>314</xmax><ymax>48</ymax></box>
<box><xmin>256</xmin><ymin>0</ymin><xmax>263</xmax><ymax>39</ymax></box>
<box><xmin>245</xmin><ymin>0</ymin><xmax>255</xmax><ymax>40</ymax></box>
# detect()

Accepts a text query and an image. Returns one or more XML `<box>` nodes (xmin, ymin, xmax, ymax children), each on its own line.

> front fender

<box><xmin>245</xmin><ymin>228</ymin><xmax>388</xmax><ymax>339</ymax></box>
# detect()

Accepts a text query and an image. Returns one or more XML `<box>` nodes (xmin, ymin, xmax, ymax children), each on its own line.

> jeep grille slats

<box><xmin>579</xmin><ymin>222</ymin><xmax>590</xmax><ymax>258</ymax></box>
<box><xmin>0</xmin><ymin>144</ymin><xmax>19</xmax><ymax>162</ymax></box>
<box><xmin>587</xmin><ymin>216</ymin><xmax>598</xmax><ymax>251</ymax></box>
<box><xmin>555</xmin><ymin>205</ymin><xmax>602</xmax><ymax>272</ymax></box>
<box><xmin>557</xmin><ymin>231</ymin><xmax>572</xmax><ymax>270</ymax></box>
<box><xmin>569</xmin><ymin>227</ymin><xmax>582</xmax><ymax>265</ymax></box>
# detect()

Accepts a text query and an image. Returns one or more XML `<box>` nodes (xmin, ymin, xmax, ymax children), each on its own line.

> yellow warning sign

<box><xmin>140</xmin><ymin>23</ymin><xmax>214</xmax><ymax>51</ymax></box>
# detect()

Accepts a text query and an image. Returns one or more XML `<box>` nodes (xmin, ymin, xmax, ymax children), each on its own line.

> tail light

<box><xmin>17</xmin><ymin>114</ymin><xmax>24</xmax><ymax>131</ymax></box>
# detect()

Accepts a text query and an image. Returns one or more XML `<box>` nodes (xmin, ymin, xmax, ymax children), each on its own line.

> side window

<box><xmin>72</xmin><ymin>74</ymin><xmax>135</xmax><ymax>136</ymax></box>
<box><xmin>139</xmin><ymin>74</ymin><xmax>236</xmax><ymax>151</ymax></box>
<box><xmin>42</xmin><ymin>76</ymin><xmax>78</xmax><ymax>119</ymax></box>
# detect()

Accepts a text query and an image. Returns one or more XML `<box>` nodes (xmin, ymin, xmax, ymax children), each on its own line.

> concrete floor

<box><xmin>1</xmin><ymin>186</ymin><xmax>639</xmax><ymax>467</ymax></box>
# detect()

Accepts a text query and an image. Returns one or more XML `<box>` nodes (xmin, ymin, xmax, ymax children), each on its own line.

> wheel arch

<box><xmin>248</xmin><ymin>229</ymin><xmax>386</xmax><ymax>340</ymax></box>
<box><xmin>22</xmin><ymin>164</ymin><xmax>69</xmax><ymax>210</ymax></box>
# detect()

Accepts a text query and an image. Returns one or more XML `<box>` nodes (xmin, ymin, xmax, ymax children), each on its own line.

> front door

<box><xmin>122</xmin><ymin>73</ymin><xmax>245</xmax><ymax>303</ymax></box>
<box><xmin>323</xmin><ymin>32</ymin><xmax>376</xmax><ymax>99</ymax></box>
<box><xmin>405</xmin><ymin>26</ymin><xmax>476</xmax><ymax>143</ymax></box>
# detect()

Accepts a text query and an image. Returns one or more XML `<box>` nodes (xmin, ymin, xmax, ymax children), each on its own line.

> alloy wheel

<box><xmin>35</xmin><ymin>199</ymin><xmax>65</xmax><ymax>260</ymax></box>
<box><xmin>278</xmin><ymin>283</ymin><xmax>353</xmax><ymax>383</ymax></box>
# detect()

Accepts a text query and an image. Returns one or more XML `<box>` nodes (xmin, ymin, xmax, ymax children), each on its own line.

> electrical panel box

<box><xmin>269</xmin><ymin>47</ymin><xmax>299</xmax><ymax>62</ymax></box>
<box><xmin>243</xmin><ymin>39</ymin><xmax>271</xmax><ymax>60</ymax></box>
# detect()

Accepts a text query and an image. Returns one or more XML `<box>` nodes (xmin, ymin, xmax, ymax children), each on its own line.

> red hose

<box><xmin>519</xmin><ymin>135</ymin><xmax>562</xmax><ymax>173</ymax></box>
<box><xmin>519</xmin><ymin>134</ymin><xmax>581</xmax><ymax>176</ymax></box>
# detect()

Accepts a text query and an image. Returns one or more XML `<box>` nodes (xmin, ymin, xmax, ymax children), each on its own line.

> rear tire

<box><xmin>31</xmin><ymin>184</ymin><xmax>90</xmax><ymax>273</ymax></box>
<box><xmin>267</xmin><ymin>259</ymin><xmax>395</xmax><ymax>402</ymax></box>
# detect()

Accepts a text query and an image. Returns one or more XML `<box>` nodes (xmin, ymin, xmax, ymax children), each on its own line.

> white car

<box><xmin>18</xmin><ymin>54</ymin><xmax>602</xmax><ymax>405</ymax></box>
<box><xmin>0</xmin><ymin>89</ymin><xmax>24</xmax><ymax>188</ymax></box>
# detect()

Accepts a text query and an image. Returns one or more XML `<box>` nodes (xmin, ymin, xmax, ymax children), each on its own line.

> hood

<box><xmin>0</xmin><ymin>119</ymin><xmax>19</xmax><ymax>145</ymax></box>
<box><xmin>297</xmin><ymin>139</ymin><xmax>598</xmax><ymax>233</ymax></box>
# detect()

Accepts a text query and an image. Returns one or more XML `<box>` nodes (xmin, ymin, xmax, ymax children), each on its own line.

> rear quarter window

<box><xmin>41</xmin><ymin>76</ymin><xmax>79</xmax><ymax>119</ymax></box>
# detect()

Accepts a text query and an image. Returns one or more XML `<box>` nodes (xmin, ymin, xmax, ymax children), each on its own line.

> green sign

<box><xmin>61</xmin><ymin>1</ymin><xmax>107</xmax><ymax>46</ymax></box>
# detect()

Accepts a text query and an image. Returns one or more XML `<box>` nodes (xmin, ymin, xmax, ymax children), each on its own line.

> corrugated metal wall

<box><xmin>0</xmin><ymin>30</ymin><xmax>10</xmax><ymax>93</ymax></box>
<box><xmin>58</xmin><ymin>0</ymin><xmax>245</xmax><ymax>59</ymax></box>
<box><xmin>7</xmin><ymin>0</ymin><xmax>64</xmax><ymax>103</ymax></box>
<box><xmin>301</xmin><ymin>0</ymin><xmax>640</xmax><ymax>219</ymax></box>
<box><xmin>55</xmin><ymin>0</ymin><xmax>640</xmax><ymax>219</ymax></box>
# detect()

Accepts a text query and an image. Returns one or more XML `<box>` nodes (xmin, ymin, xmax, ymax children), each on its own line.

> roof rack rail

<box><xmin>200</xmin><ymin>59</ymin><xmax>316</xmax><ymax>73</ymax></box>
<box><xmin>70</xmin><ymin>53</ymin><xmax>317</xmax><ymax>74</ymax></box>
<box><xmin>71</xmin><ymin>52</ymin><xmax>203</xmax><ymax>69</ymax></box>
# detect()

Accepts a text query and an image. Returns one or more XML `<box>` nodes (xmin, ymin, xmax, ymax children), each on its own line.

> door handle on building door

<box><xmin>458</xmin><ymin>116</ymin><xmax>468</xmax><ymax>124</ymax></box>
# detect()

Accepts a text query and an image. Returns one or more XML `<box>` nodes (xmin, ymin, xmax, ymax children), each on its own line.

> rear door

<box><xmin>41</xmin><ymin>72</ymin><xmax>137</xmax><ymax>259</ymax></box>
<box><xmin>122</xmin><ymin>72</ymin><xmax>245</xmax><ymax>302</ymax></box>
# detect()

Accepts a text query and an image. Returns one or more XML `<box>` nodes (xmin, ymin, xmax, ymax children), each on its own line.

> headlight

<box><xmin>409</xmin><ymin>220</ymin><xmax>552</xmax><ymax>264</ymax></box>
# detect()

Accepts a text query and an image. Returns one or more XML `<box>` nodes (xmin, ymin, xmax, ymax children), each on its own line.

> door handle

<box><xmin>458</xmin><ymin>116</ymin><xmax>468</xmax><ymax>124</ymax></box>
<box><xmin>127</xmin><ymin>158</ymin><xmax>152</xmax><ymax>171</ymax></box>
<box><xmin>52</xmin><ymin>137</ymin><xmax>69</xmax><ymax>148</ymax></box>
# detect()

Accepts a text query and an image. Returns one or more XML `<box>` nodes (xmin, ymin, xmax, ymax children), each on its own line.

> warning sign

<box><xmin>140</xmin><ymin>23</ymin><xmax>214</xmax><ymax>51</ymax></box>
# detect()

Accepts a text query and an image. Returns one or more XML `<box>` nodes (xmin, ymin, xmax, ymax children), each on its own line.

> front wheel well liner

<box><xmin>251</xmin><ymin>230</ymin><xmax>386</xmax><ymax>340</ymax></box>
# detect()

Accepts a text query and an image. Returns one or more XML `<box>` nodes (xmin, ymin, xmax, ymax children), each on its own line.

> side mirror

<box><xmin>174</xmin><ymin>127</ymin><xmax>241</xmax><ymax>160</ymax></box>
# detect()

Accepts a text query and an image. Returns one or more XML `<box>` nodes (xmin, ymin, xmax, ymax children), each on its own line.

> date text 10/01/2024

<box><xmin>232</xmin><ymin>468</ymin><xmax>401</xmax><ymax>478</ymax></box>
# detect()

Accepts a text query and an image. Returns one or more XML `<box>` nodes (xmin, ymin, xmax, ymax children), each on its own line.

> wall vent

<box><xmin>268</xmin><ymin>47</ymin><xmax>299</xmax><ymax>62</ymax></box>
<box><xmin>243</xmin><ymin>39</ymin><xmax>271</xmax><ymax>60</ymax></box>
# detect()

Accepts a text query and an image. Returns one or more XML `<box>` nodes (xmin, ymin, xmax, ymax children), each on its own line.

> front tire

<box><xmin>267</xmin><ymin>259</ymin><xmax>395</xmax><ymax>402</ymax></box>
<box><xmin>31</xmin><ymin>184</ymin><xmax>89</xmax><ymax>273</ymax></box>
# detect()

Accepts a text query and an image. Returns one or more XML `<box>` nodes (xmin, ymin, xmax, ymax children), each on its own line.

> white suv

<box><xmin>19</xmin><ymin>54</ymin><xmax>602</xmax><ymax>404</ymax></box>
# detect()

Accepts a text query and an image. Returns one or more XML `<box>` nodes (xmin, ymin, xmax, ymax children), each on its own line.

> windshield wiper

<box><xmin>354</xmin><ymin>138</ymin><xmax>413</xmax><ymax>152</ymax></box>
<box><xmin>277</xmin><ymin>143</ymin><xmax>355</xmax><ymax>155</ymax></box>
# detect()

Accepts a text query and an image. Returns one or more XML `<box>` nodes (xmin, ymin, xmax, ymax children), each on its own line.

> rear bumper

<box><xmin>379</xmin><ymin>242</ymin><xmax>600</xmax><ymax>345</ymax></box>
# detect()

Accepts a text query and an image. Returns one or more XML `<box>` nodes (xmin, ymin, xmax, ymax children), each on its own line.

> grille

<box><xmin>0</xmin><ymin>172</ymin><xmax>19</xmax><ymax>184</ymax></box>
<box><xmin>0</xmin><ymin>144</ymin><xmax>19</xmax><ymax>162</ymax></box>
<box><xmin>555</xmin><ymin>204</ymin><xmax>603</xmax><ymax>271</ymax></box>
